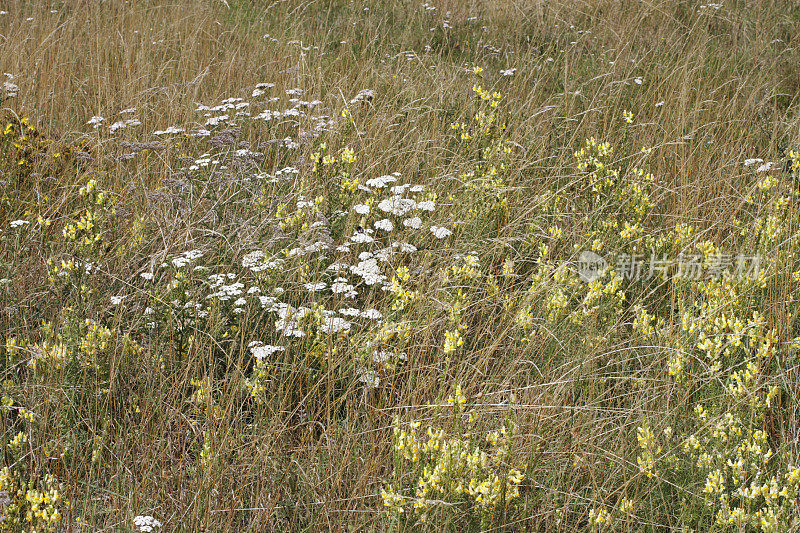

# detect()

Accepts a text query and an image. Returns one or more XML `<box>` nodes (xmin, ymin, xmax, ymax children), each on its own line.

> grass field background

<box><xmin>1</xmin><ymin>1</ymin><xmax>800</xmax><ymax>531</ymax></box>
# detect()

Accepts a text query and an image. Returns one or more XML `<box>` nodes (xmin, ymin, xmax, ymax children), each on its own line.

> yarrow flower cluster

<box><xmin>133</xmin><ymin>515</ymin><xmax>162</xmax><ymax>532</ymax></box>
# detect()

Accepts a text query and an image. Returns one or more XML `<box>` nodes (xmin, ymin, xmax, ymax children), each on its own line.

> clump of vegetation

<box><xmin>382</xmin><ymin>386</ymin><xmax>525</xmax><ymax>528</ymax></box>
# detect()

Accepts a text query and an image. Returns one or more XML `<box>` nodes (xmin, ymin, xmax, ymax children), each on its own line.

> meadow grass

<box><xmin>1</xmin><ymin>1</ymin><xmax>800</xmax><ymax>531</ymax></box>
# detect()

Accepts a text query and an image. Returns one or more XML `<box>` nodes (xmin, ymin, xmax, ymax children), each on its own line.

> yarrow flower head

<box><xmin>249</xmin><ymin>342</ymin><xmax>285</xmax><ymax>359</ymax></box>
<box><xmin>350</xmin><ymin>89</ymin><xmax>375</xmax><ymax>103</ymax></box>
<box><xmin>351</xmin><ymin>231</ymin><xmax>375</xmax><ymax>244</ymax></box>
<box><xmin>352</xmin><ymin>203</ymin><xmax>370</xmax><ymax>215</ymax></box>
<box><xmin>2</xmin><ymin>73</ymin><xmax>19</xmax><ymax>97</ymax></box>
<box><xmin>350</xmin><ymin>258</ymin><xmax>386</xmax><ymax>285</ymax></box>
<box><xmin>153</xmin><ymin>126</ymin><xmax>184</xmax><ymax>135</ymax></box>
<box><xmin>374</xmin><ymin>219</ymin><xmax>394</xmax><ymax>232</ymax></box>
<box><xmin>320</xmin><ymin>316</ymin><xmax>351</xmax><ymax>334</ymax></box>
<box><xmin>357</xmin><ymin>368</ymin><xmax>380</xmax><ymax>388</ymax></box>
<box><xmin>242</xmin><ymin>250</ymin><xmax>281</xmax><ymax>272</ymax></box>
<box><xmin>378</xmin><ymin>195</ymin><xmax>416</xmax><ymax>216</ymax></box>
<box><xmin>366</xmin><ymin>174</ymin><xmax>398</xmax><ymax>188</ymax></box>
<box><xmin>403</xmin><ymin>217</ymin><xmax>422</xmax><ymax>229</ymax></box>
<box><xmin>430</xmin><ymin>226</ymin><xmax>452</xmax><ymax>239</ymax></box>
<box><xmin>86</xmin><ymin>116</ymin><xmax>105</xmax><ymax>128</ymax></box>
<box><xmin>171</xmin><ymin>249</ymin><xmax>203</xmax><ymax>268</ymax></box>
<box><xmin>133</xmin><ymin>515</ymin><xmax>162</xmax><ymax>532</ymax></box>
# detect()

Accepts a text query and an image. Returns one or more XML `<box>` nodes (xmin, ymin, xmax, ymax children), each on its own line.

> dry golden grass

<box><xmin>1</xmin><ymin>0</ymin><xmax>800</xmax><ymax>531</ymax></box>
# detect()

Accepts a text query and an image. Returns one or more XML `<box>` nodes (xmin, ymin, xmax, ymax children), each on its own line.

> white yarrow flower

<box><xmin>394</xmin><ymin>242</ymin><xmax>418</xmax><ymax>253</ymax></box>
<box><xmin>153</xmin><ymin>126</ymin><xmax>184</xmax><ymax>135</ymax></box>
<box><xmin>133</xmin><ymin>515</ymin><xmax>162</xmax><ymax>532</ymax></box>
<box><xmin>330</xmin><ymin>279</ymin><xmax>357</xmax><ymax>297</ymax></box>
<box><xmin>378</xmin><ymin>195</ymin><xmax>416</xmax><ymax>216</ymax></box>
<box><xmin>360</xmin><ymin>309</ymin><xmax>382</xmax><ymax>319</ymax></box>
<box><xmin>350</xmin><ymin>89</ymin><xmax>375</xmax><ymax>103</ymax></box>
<box><xmin>430</xmin><ymin>225</ymin><xmax>452</xmax><ymax>239</ymax></box>
<box><xmin>416</xmin><ymin>200</ymin><xmax>436</xmax><ymax>211</ymax></box>
<box><xmin>403</xmin><ymin>217</ymin><xmax>422</xmax><ymax>229</ymax></box>
<box><xmin>304</xmin><ymin>282</ymin><xmax>327</xmax><ymax>292</ymax></box>
<box><xmin>250</xmin><ymin>344</ymin><xmax>285</xmax><ymax>358</ymax></box>
<box><xmin>352</xmin><ymin>203</ymin><xmax>370</xmax><ymax>215</ymax></box>
<box><xmin>365</xmin><ymin>175</ymin><xmax>397</xmax><ymax>188</ymax></box>
<box><xmin>320</xmin><ymin>316</ymin><xmax>351</xmax><ymax>334</ymax></box>
<box><xmin>350</xmin><ymin>258</ymin><xmax>386</xmax><ymax>285</ymax></box>
<box><xmin>374</xmin><ymin>218</ymin><xmax>394</xmax><ymax>232</ymax></box>
<box><xmin>373</xmin><ymin>351</ymin><xmax>392</xmax><ymax>364</ymax></box>
<box><xmin>86</xmin><ymin>116</ymin><xmax>105</xmax><ymax>128</ymax></box>
<box><xmin>351</xmin><ymin>231</ymin><xmax>375</xmax><ymax>244</ymax></box>
<box><xmin>242</xmin><ymin>251</ymin><xmax>280</xmax><ymax>272</ymax></box>
<box><xmin>357</xmin><ymin>369</ymin><xmax>380</xmax><ymax>388</ymax></box>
